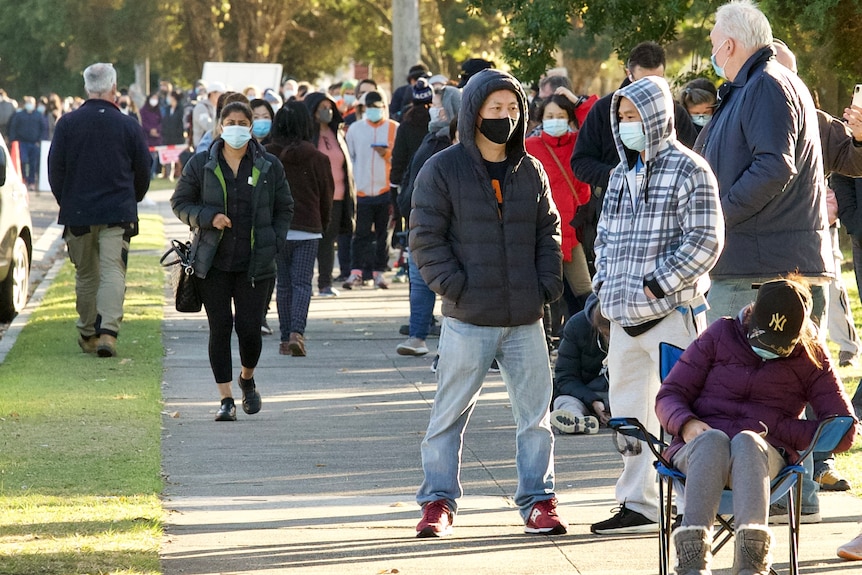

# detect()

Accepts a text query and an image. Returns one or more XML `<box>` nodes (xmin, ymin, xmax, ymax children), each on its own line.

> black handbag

<box><xmin>160</xmin><ymin>238</ymin><xmax>202</xmax><ymax>313</ymax></box>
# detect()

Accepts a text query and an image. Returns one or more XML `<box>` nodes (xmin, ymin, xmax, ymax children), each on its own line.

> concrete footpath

<box><xmin>152</xmin><ymin>190</ymin><xmax>862</xmax><ymax>575</ymax></box>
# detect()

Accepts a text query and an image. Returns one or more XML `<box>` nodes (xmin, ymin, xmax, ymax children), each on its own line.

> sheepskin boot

<box><xmin>673</xmin><ymin>525</ymin><xmax>712</xmax><ymax>575</ymax></box>
<box><xmin>733</xmin><ymin>524</ymin><xmax>773</xmax><ymax>575</ymax></box>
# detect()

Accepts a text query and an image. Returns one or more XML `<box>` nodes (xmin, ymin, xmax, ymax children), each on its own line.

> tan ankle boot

<box><xmin>673</xmin><ymin>525</ymin><xmax>712</xmax><ymax>575</ymax></box>
<box><xmin>97</xmin><ymin>334</ymin><xmax>117</xmax><ymax>357</ymax></box>
<box><xmin>733</xmin><ymin>525</ymin><xmax>772</xmax><ymax>575</ymax></box>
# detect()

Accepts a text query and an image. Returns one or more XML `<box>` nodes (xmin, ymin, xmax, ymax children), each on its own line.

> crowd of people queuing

<box><xmin>31</xmin><ymin>0</ymin><xmax>862</xmax><ymax>569</ymax></box>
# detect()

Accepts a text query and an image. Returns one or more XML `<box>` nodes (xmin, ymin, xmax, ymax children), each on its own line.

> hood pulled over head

<box><xmin>611</xmin><ymin>75</ymin><xmax>676</xmax><ymax>165</ymax></box>
<box><xmin>458</xmin><ymin>68</ymin><xmax>528</xmax><ymax>163</ymax></box>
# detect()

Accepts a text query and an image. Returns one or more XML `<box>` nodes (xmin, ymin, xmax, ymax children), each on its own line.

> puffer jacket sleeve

<box><xmin>409</xmin><ymin>155</ymin><xmax>466</xmax><ymax>301</ymax></box>
<box><xmin>771</xmin><ymin>350</ymin><xmax>857</xmax><ymax>453</ymax></box>
<box><xmin>554</xmin><ymin>313</ymin><xmax>603</xmax><ymax>404</ymax></box>
<box><xmin>655</xmin><ymin>323</ymin><xmax>718</xmax><ymax>436</ymax></box>
<box><xmin>171</xmin><ymin>154</ymin><xmax>222</xmax><ymax>229</ymax></box>
<box><xmin>534</xmin><ymin>163</ymin><xmax>564</xmax><ymax>303</ymax></box>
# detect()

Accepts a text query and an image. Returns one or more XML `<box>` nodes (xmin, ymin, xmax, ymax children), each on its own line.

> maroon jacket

<box><xmin>267</xmin><ymin>140</ymin><xmax>334</xmax><ymax>234</ymax></box>
<box><xmin>656</xmin><ymin>313</ymin><xmax>856</xmax><ymax>463</ymax></box>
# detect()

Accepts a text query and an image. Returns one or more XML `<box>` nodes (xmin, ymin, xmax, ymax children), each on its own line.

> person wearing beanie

<box><xmin>390</xmin><ymin>63</ymin><xmax>431</xmax><ymax>120</ymax></box>
<box><xmin>410</xmin><ymin>69</ymin><xmax>566</xmax><ymax>537</ymax></box>
<box><xmin>656</xmin><ymin>275</ymin><xmax>857</xmax><ymax>574</ymax></box>
<box><xmin>344</xmin><ymin>89</ymin><xmax>399</xmax><ymax>289</ymax></box>
<box><xmin>457</xmin><ymin>58</ymin><xmax>495</xmax><ymax>88</ymax></box>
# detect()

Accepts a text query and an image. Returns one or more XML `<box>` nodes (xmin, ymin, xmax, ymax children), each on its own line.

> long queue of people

<box><xmin>40</xmin><ymin>0</ymin><xmax>861</xmax><ymax>570</ymax></box>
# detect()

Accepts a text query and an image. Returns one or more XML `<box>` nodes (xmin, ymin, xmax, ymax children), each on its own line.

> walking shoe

<box><xmin>416</xmin><ymin>499</ymin><xmax>453</xmax><ymax>538</ymax></box>
<box><xmin>768</xmin><ymin>503</ymin><xmax>821</xmax><ymax>524</ymax></box>
<box><xmin>78</xmin><ymin>334</ymin><xmax>98</xmax><ymax>354</ymax></box>
<box><xmin>839</xmin><ymin>350</ymin><xmax>858</xmax><ymax>367</ymax></box>
<box><xmin>260</xmin><ymin>319</ymin><xmax>273</xmax><ymax>336</ymax></box>
<box><xmin>318</xmin><ymin>286</ymin><xmax>339</xmax><ymax>297</ymax></box>
<box><xmin>488</xmin><ymin>359</ymin><xmax>500</xmax><ymax>373</ymax></box>
<box><xmin>279</xmin><ymin>341</ymin><xmax>291</xmax><ymax>355</ymax></box>
<box><xmin>342</xmin><ymin>272</ymin><xmax>363</xmax><ymax>290</ymax></box>
<box><xmin>373</xmin><ymin>271</ymin><xmax>389</xmax><ymax>289</ymax></box>
<box><xmin>288</xmin><ymin>332</ymin><xmax>307</xmax><ymax>357</ymax></box>
<box><xmin>238</xmin><ymin>376</ymin><xmax>261</xmax><ymax>415</ymax></box>
<box><xmin>399</xmin><ymin>324</ymin><xmax>410</xmax><ymax>336</ymax></box>
<box><xmin>816</xmin><ymin>466</ymin><xmax>851</xmax><ymax>491</ymax></box>
<box><xmin>430</xmin><ymin>354</ymin><xmax>439</xmax><ymax>373</ymax></box>
<box><xmin>397</xmin><ymin>337</ymin><xmax>429</xmax><ymax>356</ymax></box>
<box><xmin>524</xmin><ymin>497</ymin><xmax>568</xmax><ymax>534</ymax></box>
<box><xmin>591</xmin><ymin>504</ymin><xmax>657</xmax><ymax>534</ymax></box>
<box><xmin>838</xmin><ymin>530</ymin><xmax>862</xmax><ymax>560</ymax></box>
<box><xmin>215</xmin><ymin>397</ymin><xmax>237</xmax><ymax>421</ymax></box>
<box><xmin>400</xmin><ymin>319</ymin><xmax>441</xmax><ymax>337</ymax></box>
<box><xmin>550</xmin><ymin>410</ymin><xmax>599</xmax><ymax>435</ymax></box>
<box><xmin>96</xmin><ymin>334</ymin><xmax>117</xmax><ymax>358</ymax></box>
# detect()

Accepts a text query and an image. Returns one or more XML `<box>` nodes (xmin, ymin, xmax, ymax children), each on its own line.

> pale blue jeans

<box><xmin>416</xmin><ymin>317</ymin><xmax>557</xmax><ymax>521</ymax></box>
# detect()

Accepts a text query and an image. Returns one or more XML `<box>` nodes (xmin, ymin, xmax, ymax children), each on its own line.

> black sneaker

<box><xmin>238</xmin><ymin>376</ymin><xmax>261</xmax><ymax>415</ymax></box>
<box><xmin>399</xmin><ymin>324</ymin><xmax>410</xmax><ymax>336</ymax></box>
<box><xmin>590</xmin><ymin>504</ymin><xmax>657</xmax><ymax>534</ymax></box>
<box><xmin>215</xmin><ymin>398</ymin><xmax>237</xmax><ymax>421</ymax></box>
<box><xmin>488</xmin><ymin>359</ymin><xmax>500</xmax><ymax>373</ymax></box>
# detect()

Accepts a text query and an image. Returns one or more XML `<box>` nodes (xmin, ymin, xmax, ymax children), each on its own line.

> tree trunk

<box><xmin>392</xmin><ymin>0</ymin><xmax>421</xmax><ymax>91</ymax></box>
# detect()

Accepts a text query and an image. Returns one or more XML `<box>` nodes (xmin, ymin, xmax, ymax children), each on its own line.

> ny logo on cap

<box><xmin>769</xmin><ymin>313</ymin><xmax>787</xmax><ymax>332</ymax></box>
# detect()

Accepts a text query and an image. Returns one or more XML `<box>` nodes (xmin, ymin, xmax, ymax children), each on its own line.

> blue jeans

<box><xmin>416</xmin><ymin>317</ymin><xmax>556</xmax><ymax>520</ymax></box>
<box><xmin>408</xmin><ymin>255</ymin><xmax>435</xmax><ymax>339</ymax></box>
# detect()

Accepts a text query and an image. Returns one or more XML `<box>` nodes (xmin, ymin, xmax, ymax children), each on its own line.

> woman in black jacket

<box><xmin>161</xmin><ymin>90</ymin><xmax>186</xmax><ymax>180</ymax></box>
<box><xmin>171</xmin><ymin>101</ymin><xmax>294</xmax><ymax>421</ymax></box>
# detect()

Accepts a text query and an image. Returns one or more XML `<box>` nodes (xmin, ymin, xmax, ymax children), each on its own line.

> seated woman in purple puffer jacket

<box><xmin>655</xmin><ymin>275</ymin><xmax>857</xmax><ymax>575</ymax></box>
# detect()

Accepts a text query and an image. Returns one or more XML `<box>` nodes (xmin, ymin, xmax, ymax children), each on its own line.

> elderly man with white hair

<box><xmin>700</xmin><ymin>0</ymin><xmax>831</xmax><ymax>327</ymax></box>
<box><xmin>48</xmin><ymin>63</ymin><xmax>152</xmax><ymax>357</ymax></box>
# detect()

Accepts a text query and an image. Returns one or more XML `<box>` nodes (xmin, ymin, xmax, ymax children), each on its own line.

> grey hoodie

<box><xmin>593</xmin><ymin>76</ymin><xmax>724</xmax><ymax>328</ymax></box>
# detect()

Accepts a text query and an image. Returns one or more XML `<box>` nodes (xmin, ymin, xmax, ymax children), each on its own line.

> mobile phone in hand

<box><xmin>852</xmin><ymin>84</ymin><xmax>862</xmax><ymax>109</ymax></box>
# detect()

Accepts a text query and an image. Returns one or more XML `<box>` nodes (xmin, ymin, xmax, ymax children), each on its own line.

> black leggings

<box><xmin>196</xmin><ymin>267</ymin><xmax>274</xmax><ymax>383</ymax></box>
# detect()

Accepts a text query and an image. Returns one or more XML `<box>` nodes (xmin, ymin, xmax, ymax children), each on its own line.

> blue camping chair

<box><xmin>609</xmin><ymin>342</ymin><xmax>856</xmax><ymax>575</ymax></box>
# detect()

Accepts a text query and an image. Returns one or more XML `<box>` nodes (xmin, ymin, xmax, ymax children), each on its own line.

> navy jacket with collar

<box><xmin>701</xmin><ymin>46</ymin><xmax>831</xmax><ymax>279</ymax></box>
<box><xmin>48</xmin><ymin>98</ymin><xmax>152</xmax><ymax>227</ymax></box>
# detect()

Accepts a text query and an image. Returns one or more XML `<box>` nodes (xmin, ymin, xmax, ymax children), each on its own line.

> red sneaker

<box><xmin>416</xmin><ymin>499</ymin><xmax>453</xmax><ymax>538</ymax></box>
<box><xmin>524</xmin><ymin>497</ymin><xmax>567</xmax><ymax>534</ymax></box>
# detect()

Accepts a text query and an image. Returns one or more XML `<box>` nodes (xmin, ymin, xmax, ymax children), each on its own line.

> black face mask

<box><xmin>479</xmin><ymin>116</ymin><xmax>517</xmax><ymax>144</ymax></box>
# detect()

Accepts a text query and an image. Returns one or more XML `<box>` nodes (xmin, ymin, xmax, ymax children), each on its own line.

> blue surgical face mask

<box><xmin>221</xmin><ymin>125</ymin><xmax>252</xmax><ymax>149</ymax></box>
<box><xmin>711</xmin><ymin>39</ymin><xmax>729</xmax><ymax>80</ymax></box>
<box><xmin>691</xmin><ymin>114</ymin><xmax>712</xmax><ymax>127</ymax></box>
<box><xmin>365</xmin><ymin>107</ymin><xmax>384</xmax><ymax>123</ymax></box>
<box><xmin>542</xmin><ymin>118</ymin><xmax>569</xmax><ymax>138</ymax></box>
<box><xmin>24</xmin><ymin>102</ymin><xmax>35</xmax><ymax>112</ymax></box>
<box><xmin>618</xmin><ymin>121</ymin><xmax>647</xmax><ymax>152</ymax></box>
<box><xmin>750</xmin><ymin>345</ymin><xmax>781</xmax><ymax>360</ymax></box>
<box><xmin>252</xmin><ymin>119</ymin><xmax>271</xmax><ymax>138</ymax></box>
<box><xmin>343</xmin><ymin>94</ymin><xmax>356</xmax><ymax>107</ymax></box>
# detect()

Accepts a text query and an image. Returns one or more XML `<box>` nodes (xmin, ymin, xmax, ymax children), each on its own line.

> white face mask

<box><xmin>542</xmin><ymin>118</ymin><xmax>569</xmax><ymax>137</ymax></box>
<box><xmin>221</xmin><ymin>125</ymin><xmax>252</xmax><ymax>149</ymax></box>
<box><xmin>149</xmin><ymin>97</ymin><xmax>159</xmax><ymax>107</ymax></box>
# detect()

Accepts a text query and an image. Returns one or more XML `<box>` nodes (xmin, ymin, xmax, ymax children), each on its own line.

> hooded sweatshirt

<box><xmin>593</xmin><ymin>76</ymin><xmax>724</xmax><ymax>329</ymax></box>
<box><xmin>409</xmin><ymin>68</ymin><xmax>563</xmax><ymax>327</ymax></box>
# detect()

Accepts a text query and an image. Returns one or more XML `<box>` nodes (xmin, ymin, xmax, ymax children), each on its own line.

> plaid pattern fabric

<box><xmin>593</xmin><ymin>77</ymin><xmax>724</xmax><ymax>328</ymax></box>
<box><xmin>276</xmin><ymin>239</ymin><xmax>320</xmax><ymax>338</ymax></box>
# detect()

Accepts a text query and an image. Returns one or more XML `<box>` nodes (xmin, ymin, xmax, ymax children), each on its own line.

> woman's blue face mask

<box><xmin>750</xmin><ymin>345</ymin><xmax>781</xmax><ymax>360</ymax></box>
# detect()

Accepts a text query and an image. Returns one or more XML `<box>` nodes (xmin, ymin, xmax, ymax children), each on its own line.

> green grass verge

<box><xmin>833</xmin><ymin>262</ymin><xmax>862</xmax><ymax>500</ymax></box>
<box><xmin>0</xmin><ymin>213</ymin><xmax>165</xmax><ymax>575</ymax></box>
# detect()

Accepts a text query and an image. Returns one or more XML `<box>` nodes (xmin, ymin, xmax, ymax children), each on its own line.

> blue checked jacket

<box><xmin>593</xmin><ymin>76</ymin><xmax>724</xmax><ymax>329</ymax></box>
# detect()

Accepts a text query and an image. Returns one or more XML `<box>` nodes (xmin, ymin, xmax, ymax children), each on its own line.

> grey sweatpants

<box><xmin>672</xmin><ymin>429</ymin><xmax>785</xmax><ymax>528</ymax></box>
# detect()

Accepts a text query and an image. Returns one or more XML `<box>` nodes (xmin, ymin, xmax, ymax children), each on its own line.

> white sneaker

<box><xmin>550</xmin><ymin>410</ymin><xmax>599</xmax><ymax>434</ymax></box>
<box><xmin>373</xmin><ymin>272</ymin><xmax>390</xmax><ymax>289</ymax></box>
<box><xmin>397</xmin><ymin>337</ymin><xmax>428</xmax><ymax>356</ymax></box>
<box><xmin>342</xmin><ymin>272</ymin><xmax>363</xmax><ymax>290</ymax></box>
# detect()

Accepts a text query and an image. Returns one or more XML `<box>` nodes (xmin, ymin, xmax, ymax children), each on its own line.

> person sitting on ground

<box><xmin>655</xmin><ymin>275</ymin><xmax>857</xmax><ymax>575</ymax></box>
<box><xmin>551</xmin><ymin>293</ymin><xmax>611</xmax><ymax>435</ymax></box>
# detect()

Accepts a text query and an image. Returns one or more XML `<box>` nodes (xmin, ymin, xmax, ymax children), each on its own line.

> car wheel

<box><xmin>0</xmin><ymin>235</ymin><xmax>30</xmax><ymax>322</ymax></box>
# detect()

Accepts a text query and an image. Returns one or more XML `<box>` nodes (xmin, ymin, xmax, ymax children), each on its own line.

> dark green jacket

<box><xmin>171</xmin><ymin>138</ymin><xmax>294</xmax><ymax>282</ymax></box>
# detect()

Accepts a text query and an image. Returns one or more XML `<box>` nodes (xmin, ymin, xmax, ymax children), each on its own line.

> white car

<box><xmin>0</xmin><ymin>134</ymin><xmax>32</xmax><ymax>321</ymax></box>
